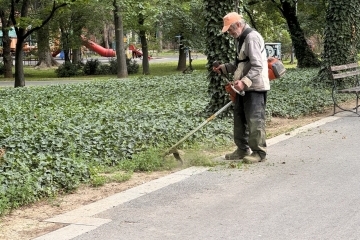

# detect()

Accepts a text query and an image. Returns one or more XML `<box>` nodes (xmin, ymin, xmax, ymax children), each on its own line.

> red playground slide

<box><xmin>52</xmin><ymin>49</ymin><xmax>61</xmax><ymax>57</ymax></box>
<box><xmin>52</xmin><ymin>39</ymin><xmax>116</xmax><ymax>58</ymax></box>
<box><xmin>81</xmin><ymin>38</ymin><xmax>116</xmax><ymax>57</ymax></box>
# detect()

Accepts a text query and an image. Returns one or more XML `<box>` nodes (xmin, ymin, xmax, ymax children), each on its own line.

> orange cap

<box><xmin>222</xmin><ymin>12</ymin><xmax>242</xmax><ymax>33</ymax></box>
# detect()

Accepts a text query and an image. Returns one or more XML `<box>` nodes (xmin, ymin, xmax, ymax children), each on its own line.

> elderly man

<box><xmin>214</xmin><ymin>12</ymin><xmax>270</xmax><ymax>163</ymax></box>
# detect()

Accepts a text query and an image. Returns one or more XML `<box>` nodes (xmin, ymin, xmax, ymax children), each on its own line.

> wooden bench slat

<box><xmin>332</xmin><ymin>69</ymin><xmax>360</xmax><ymax>79</ymax></box>
<box><xmin>338</xmin><ymin>86</ymin><xmax>360</xmax><ymax>93</ymax></box>
<box><xmin>330</xmin><ymin>62</ymin><xmax>360</xmax><ymax>116</ymax></box>
<box><xmin>330</xmin><ymin>63</ymin><xmax>359</xmax><ymax>71</ymax></box>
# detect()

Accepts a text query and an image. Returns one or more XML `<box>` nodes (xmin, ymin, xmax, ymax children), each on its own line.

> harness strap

<box><xmin>235</xmin><ymin>28</ymin><xmax>265</xmax><ymax>65</ymax></box>
<box><xmin>235</xmin><ymin>28</ymin><xmax>253</xmax><ymax>65</ymax></box>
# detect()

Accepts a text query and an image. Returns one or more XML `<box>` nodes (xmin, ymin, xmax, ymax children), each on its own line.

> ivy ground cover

<box><xmin>0</xmin><ymin>72</ymin><xmax>233</xmax><ymax>214</ymax></box>
<box><xmin>0</xmin><ymin>68</ymin><xmax>334</xmax><ymax>214</ymax></box>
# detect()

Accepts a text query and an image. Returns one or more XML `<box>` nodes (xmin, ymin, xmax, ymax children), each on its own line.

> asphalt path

<box><xmin>33</xmin><ymin>114</ymin><xmax>360</xmax><ymax>240</ymax></box>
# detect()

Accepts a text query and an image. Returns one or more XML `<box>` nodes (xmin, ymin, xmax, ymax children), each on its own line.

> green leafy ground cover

<box><xmin>0</xmin><ymin>68</ymin><xmax>337</xmax><ymax>215</ymax></box>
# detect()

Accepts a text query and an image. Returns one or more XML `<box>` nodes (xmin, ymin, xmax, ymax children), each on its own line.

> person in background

<box><xmin>213</xmin><ymin>12</ymin><xmax>270</xmax><ymax>163</ymax></box>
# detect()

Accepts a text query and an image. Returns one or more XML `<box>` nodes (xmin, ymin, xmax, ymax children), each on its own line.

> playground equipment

<box><xmin>51</xmin><ymin>37</ymin><xmax>116</xmax><ymax>58</ymax></box>
<box><xmin>1</xmin><ymin>28</ymin><xmax>122</xmax><ymax>58</ymax></box>
<box><xmin>81</xmin><ymin>37</ymin><xmax>116</xmax><ymax>57</ymax></box>
<box><xmin>52</xmin><ymin>49</ymin><xmax>61</xmax><ymax>57</ymax></box>
<box><xmin>129</xmin><ymin>44</ymin><xmax>143</xmax><ymax>59</ymax></box>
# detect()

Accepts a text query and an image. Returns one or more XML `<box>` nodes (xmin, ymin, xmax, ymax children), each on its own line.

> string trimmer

<box><xmin>163</xmin><ymin>61</ymin><xmax>244</xmax><ymax>163</ymax></box>
<box><xmin>163</xmin><ymin>101</ymin><xmax>233</xmax><ymax>163</ymax></box>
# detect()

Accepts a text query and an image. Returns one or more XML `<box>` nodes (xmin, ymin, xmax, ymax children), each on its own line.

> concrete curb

<box><xmin>34</xmin><ymin>166</ymin><xmax>209</xmax><ymax>240</ymax></box>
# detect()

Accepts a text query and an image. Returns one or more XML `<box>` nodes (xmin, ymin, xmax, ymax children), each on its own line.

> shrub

<box><xmin>55</xmin><ymin>62</ymin><xmax>83</xmax><ymax>77</ymax></box>
<box><xmin>109</xmin><ymin>59</ymin><xmax>118</xmax><ymax>75</ymax></box>
<box><xmin>84</xmin><ymin>59</ymin><xmax>101</xmax><ymax>75</ymax></box>
<box><xmin>126</xmin><ymin>58</ymin><xmax>139</xmax><ymax>74</ymax></box>
<box><xmin>96</xmin><ymin>64</ymin><xmax>112</xmax><ymax>75</ymax></box>
<box><xmin>108</xmin><ymin>58</ymin><xmax>139</xmax><ymax>75</ymax></box>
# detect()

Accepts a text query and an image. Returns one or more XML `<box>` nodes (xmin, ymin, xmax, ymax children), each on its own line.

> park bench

<box><xmin>330</xmin><ymin>62</ymin><xmax>360</xmax><ymax>116</ymax></box>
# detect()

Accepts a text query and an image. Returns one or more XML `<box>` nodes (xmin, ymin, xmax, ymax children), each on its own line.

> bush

<box><xmin>109</xmin><ymin>58</ymin><xmax>139</xmax><ymax>75</ymax></box>
<box><xmin>96</xmin><ymin>64</ymin><xmax>112</xmax><ymax>75</ymax></box>
<box><xmin>126</xmin><ymin>58</ymin><xmax>139</xmax><ymax>74</ymax></box>
<box><xmin>55</xmin><ymin>62</ymin><xmax>84</xmax><ymax>77</ymax></box>
<box><xmin>109</xmin><ymin>59</ymin><xmax>118</xmax><ymax>75</ymax></box>
<box><xmin>84</xmin><ymin>59</ymin><xmax>101</xmax><ymax>75</ymax></box>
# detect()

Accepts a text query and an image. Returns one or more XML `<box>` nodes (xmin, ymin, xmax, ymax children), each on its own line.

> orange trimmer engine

<box><xmin>268</xmin><ymin>57</ymin><xmax>286</xmax><ymax>80</ymax></box>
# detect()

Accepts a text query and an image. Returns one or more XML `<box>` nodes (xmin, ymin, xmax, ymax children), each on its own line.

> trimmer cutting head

<box><xmin>164</xmin><ymin>148</ymin><xmax>183</xmax><ymax>164</ymax></box>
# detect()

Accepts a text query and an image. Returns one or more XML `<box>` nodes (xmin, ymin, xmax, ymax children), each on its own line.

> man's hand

<box><xmin>233</xmin><ymin>80</ymin><xmax>245</xmax><ymax>91</ymax></box>
<box><xmin>212</xmin><ymin>61</ymin><xmax>227</xmax><ymax>75</ymax></box>
<box><xmin>212</xmin><ymin>65</ymin><xmax>222</xmax><ymax>74</ymax></box>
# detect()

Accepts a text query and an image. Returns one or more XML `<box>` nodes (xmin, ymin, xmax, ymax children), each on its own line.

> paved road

<box><xmin>0</xmin><ymin>80</ymin><xmax>95</xmax><ymax>88</ymax></box>
<box><xmin>34</xmin><ymin>113</ymin><xmax>360</xmax><ymax>240</ymax></box>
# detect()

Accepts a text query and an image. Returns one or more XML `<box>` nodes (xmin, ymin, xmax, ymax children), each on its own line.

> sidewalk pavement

<box><xmin>34</xmin><ymin>112</ymin><xmax>360</xmax><ymax>240</ymax></box>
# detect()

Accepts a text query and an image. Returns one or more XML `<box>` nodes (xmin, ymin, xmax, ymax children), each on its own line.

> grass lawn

<box><xmin>0</xmin><ymin>56</ymin><xmax>297</xmax><ymax>82</ymax></box>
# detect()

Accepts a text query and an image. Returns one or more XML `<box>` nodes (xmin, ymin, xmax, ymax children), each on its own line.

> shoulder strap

<box><xmin>237</xmin><ymin>28</ymin><xmax>253</xmax><ymax>51</ymax></box>
<box><xmin>236</xmin><ymin>28</ymin><xmax>253</xmax><ymax>64</ymax></box>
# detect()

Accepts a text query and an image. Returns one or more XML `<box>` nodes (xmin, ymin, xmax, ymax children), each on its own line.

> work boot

<box><xmin>242</xmin><ymin>152</ymin><xmax>266</xmax><ymax>164</ymax></box>
<box><xmin>225</xmin><ymin>148</ymin><xmax>250</xmax><ymax>160</ymax></box>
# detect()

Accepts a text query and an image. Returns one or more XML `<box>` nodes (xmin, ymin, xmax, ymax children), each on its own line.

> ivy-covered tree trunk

<box><xmin>317</xmin><ymin>0</ymin><xmax>360</xmax><ymax>82</ymax></box>
<box><xmin>0</xmin><ymin>11</ymin><xmax>13</xmax><ymax>78</ymax></box>
<box><xmin>204</xmin><ymin>0</ymin><xmax>235</xmax><ymax>115</ymax></box>
<box><xmin>278</xmin><ymin>0</ymin><xmax>320</xmax><ymax>68</ymax></box>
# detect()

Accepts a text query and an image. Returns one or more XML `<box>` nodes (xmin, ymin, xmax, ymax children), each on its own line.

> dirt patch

<box><xmin>0</xmin><ymin>104</ymin><xmax>351</xmax><ymax>240</ymax></box>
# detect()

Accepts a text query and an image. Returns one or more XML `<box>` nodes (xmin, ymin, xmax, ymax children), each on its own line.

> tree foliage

<box><xmin>159</xmin><ymin>0</ymin><xmax>205</xmax><ymax>71</ymax></box>
<box><xmin>245</xmin><ymin>0</ymin><xmax>321</xmax><ymax>67</ymax></box>
<box><xmin>11</xmin><ymin>0</ymin><xmax>74</xmax><ymax>87</ymax></box>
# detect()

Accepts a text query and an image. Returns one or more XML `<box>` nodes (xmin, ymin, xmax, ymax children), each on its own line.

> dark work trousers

<box><xmin>233</xmin><ymin>91</ymin><xmax>267</xmax><ymax>159</ymax></box>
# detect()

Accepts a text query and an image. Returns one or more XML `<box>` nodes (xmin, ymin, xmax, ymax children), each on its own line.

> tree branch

<box><xmin>271</xmin><ymin>0</ymin><xmax>284</xmax><ymax>15</ymax></box>
<box><xmin>243</xmin><ymin>6</ymin><xmax>258</xmax><ymax>30</ymax></box>
<box><xmin>23</xmin><ymin>1</ymin><xmax>67</xmax><ymax>40</ymax></box>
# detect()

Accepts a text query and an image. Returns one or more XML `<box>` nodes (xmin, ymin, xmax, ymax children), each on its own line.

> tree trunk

<box><xmin>113</xmin><ymin>0</ymin><xmax>128</xmax><ymax>78</ymax></box>
<box><xmin>103</xmin><ymin>24</ymin><xmax>110</xmax><ymax>49</ymax></box>
<box><xmin>158</xmin><ymin>30</ymin><xmax>163</xmax><ymax>52</ymax></box>
<box><xmin>280</xmin><ymin>1</ymin><xmax>320</xmax><ymax>68</ymax></box>
<box><xmin>72</xmin><ymin>49</ymin><xmax>81</xmax><ymax>63</ymax></box>
<box><xmin>36</xmin><ymin>25</ymin><xmax>59</xmax><ymax>68</ymax></box>
<box><xmin>138</xmin><ymin>13</ymin><xmax>150</xmax><ymax>75</ymax></box>
<box><xmin>60</xmin><ymin>28</ymin><xmax>71</xmax><ymax>63</ymax></box>
<box><xmin>0</xmin><ymin>11</ymin><xmax>13</xmax><ymax>78</ymax></box>
<box><xmin>14</xmin><ymin>38</ymin><xmax>25</xmax><ymax>87</ymax></box>
<box><xmin>176</xmin><ymin>34</ymin><xmax>187</xmax><ymax>71</ymax></box>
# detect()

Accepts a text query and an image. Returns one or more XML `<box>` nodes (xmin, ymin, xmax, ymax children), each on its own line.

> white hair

<box><xmin>230</xmin><ymin>19</ymin><xmax>245</xmax><ymax>29</ymax></box>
